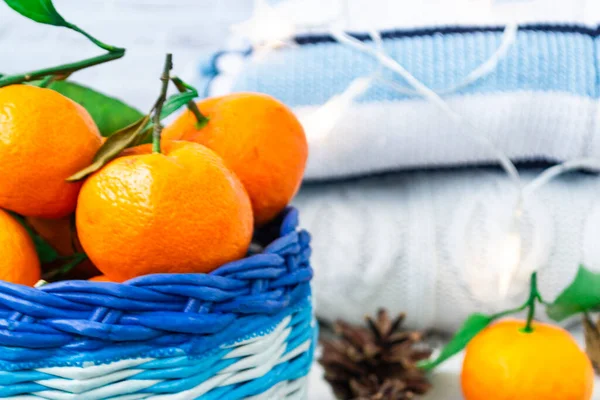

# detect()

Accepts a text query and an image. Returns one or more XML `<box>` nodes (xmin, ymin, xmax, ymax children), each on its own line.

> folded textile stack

<box><xmin>203</xmin><ymin>24</ymin><xmax>600</xmax><ymax>180</ymax></box>
<box><xmin>295</xmin><ymin>169</ymin><xmax>600</xmax><ymax>332</ymax></box>
<box><xmin>189</xmin><ymin>0</ymin><xmax>600</xmax><ymax>331</ymax></box>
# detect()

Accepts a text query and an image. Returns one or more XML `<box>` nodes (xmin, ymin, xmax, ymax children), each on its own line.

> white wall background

<box><xmin>2</xmin><ymin>0</ymin><xmax>598</xmax><ymax>111</ymax></box>
<box><xmin>0</xmin><ymin>0</ymin><xmax>253</xmax><ymax>109</ymax></box>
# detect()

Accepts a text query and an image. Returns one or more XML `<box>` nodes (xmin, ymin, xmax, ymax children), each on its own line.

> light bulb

<box><xmin>496</xmin><ymin>229</ymin><xmax>523</xmax><ymax>297</ymax></box>
<box><xmin>300</xmin><ymin>76</ymin><xmax>372</xmax><ymax>143</ymax></box>
<box><xmin>231</xmin><ymin>0</ymin><xmax>295</xmax><ymax>48</ymax></box>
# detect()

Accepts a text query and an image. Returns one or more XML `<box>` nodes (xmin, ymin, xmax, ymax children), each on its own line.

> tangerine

<box><xmin>462</xmin><ymin>319</ymin><xmax>594</xmax><ymax>400</ymax></box>
<box><xmin>163</xmin><ymin>93</ymin><xmax>307</xmax><ymax>225</ymax></box>
<box><xmin>0</xmin><ymin>209</ymin><xmax>41</xmax><ymax>286</ymax></box>
<box><xmin>89</xmin><ymin>275</ymin><xmax>118</xmax><ymax>282</ymax></box>
<box><xmin>76</xmin><ymin>141</ymin><xmax>253</xmax><ymax>281</ymax></box>
<box><xmin>0</xmin><ymin>85</ymin><xmax>102</xmax><ymax>218</ymax></box>
<box><xmin>25</xmin><ymin>216</ymin><xmax>77</xmax><ymax>256</ymax></box>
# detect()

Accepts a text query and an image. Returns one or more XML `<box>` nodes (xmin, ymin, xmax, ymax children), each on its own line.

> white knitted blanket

<box><xmin>294</xmin><ymin>168</ymin><xmax>600</xmax><ymax>331</ymax></box>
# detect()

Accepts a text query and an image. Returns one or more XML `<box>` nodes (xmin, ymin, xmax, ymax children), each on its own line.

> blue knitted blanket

<box><xmin>191</xmin><ymin>24</ymin><xmax>600</xmax><ymax>180</ymax></box>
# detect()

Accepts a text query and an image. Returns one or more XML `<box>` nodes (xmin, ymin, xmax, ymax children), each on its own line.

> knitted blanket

<box><xmin>194</xmin><ymin>24</ymin><xmax>600</xmax><ymax>180</ymax></box>
<box><xmin>293</xmin><ymin>168</ymin><xmax>600</xmax><ymax>331</ymax></box>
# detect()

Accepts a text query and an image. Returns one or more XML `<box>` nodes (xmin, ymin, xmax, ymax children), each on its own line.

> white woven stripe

<box><xmin>35</xmin><ymin>369</ymin><xmax>145</xmax><ymax>393</ymax></box>
<box><xmin>220</xmin><ymin>343</ymin><xmax>287</xmax><ymax>386</ymax></box>
<box><xmin>20</xmin><ymin>316</ymin><xmax>311</xmax><ymax>399</ymax></box>
<box><xmin>31</xmin><ymin>378</ymin><xmax>161</xmax><ymax>400</ymax></box>
<box><xmin>220</xmin><ymin>328</ymin><xmax>290</xmax><ymax>373</ymax></box>
<box><xmin>151</xmin><ymin>324</ymin><xmax>308</xmax><ymax>399</ymax></box>
<box><xmin>37</xmin><ymin>358</ymin><xmax>153</xmax><ymax>380</ymax></box>
<box><xmin>152</xmin><ymin>332</ymin><xmax>291</xmax><ymax>399</ymax></box>
<box><xmin>288</xmin><ymin>378</ymin><xmax>309</xmax><ymax>400</ymax></box>
<box><xmin>149</xmin><ymin>371</ymin><xmax>230</xmax><ymax>400</ymax></box>
<box><xmin>278</xmin><ymin>340</ymin><xmax>311</xmax><ymax>364</ymax></box>
<box><xmin>224</xmin><ymin>316</ymin><xmax>291</xmax><ymax>353</ymax></box>
<box><xmin>0</xmin><ymin>376</ymin><xmax>309</xmax><ymax>399</ymax></box>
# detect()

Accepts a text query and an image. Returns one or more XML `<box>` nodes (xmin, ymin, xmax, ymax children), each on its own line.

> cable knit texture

<box><xmin>294</xmin><ymin>169</ymin><xmax>600</xmax><ymax>332</ymax></box>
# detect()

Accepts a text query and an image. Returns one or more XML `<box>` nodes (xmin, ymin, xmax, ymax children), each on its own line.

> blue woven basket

<box><xmin>0</xmin><ymin>207</ymin><xmax>315</xmax><ymax>399</ymax></box>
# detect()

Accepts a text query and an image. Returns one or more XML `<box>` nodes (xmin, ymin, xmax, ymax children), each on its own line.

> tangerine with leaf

<box><xmin>422</xmin><ymin>272</ymin><xmax>596</xmax><ymax>399</ymax></box>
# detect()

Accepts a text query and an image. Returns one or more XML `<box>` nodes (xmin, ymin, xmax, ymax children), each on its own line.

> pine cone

<box><xmin>320</xmin><ymin>309</ymin><xmax>432</xmax><ymax>400</ymax></box>
<box><xmin>583</xmin><ymin>314</ymin><xmax>600</xmax><ymax>372</ymax></box>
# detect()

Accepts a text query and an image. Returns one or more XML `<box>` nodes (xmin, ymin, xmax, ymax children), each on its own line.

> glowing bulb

<box><xmin>300</xmin><ymin>76</ymin><xmax>372</xmax><ymax>142</ymax></box>
<box><xmin>231</xmin><ymin>0</ymin><xmax>296</xmax><ymax>49</ymax></box>
<box><xmin>496</xmin><ymin>230</ymin><xmax>523</xmax><ymax>297</ymax></box>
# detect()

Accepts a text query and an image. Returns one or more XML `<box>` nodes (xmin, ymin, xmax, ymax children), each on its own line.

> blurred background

<box><xmin>3</xmin><ymin>0</ymin><xmax>600</xmax><ymax>329</ymax></box>
<box><xmin>3</xmin><ymin>0</ymin><xmax>600</xmax><ymax>326</ymax></box>
<box><xmin>0</xmin><ymin>0</ymin><xmax>255</xmax><ymax>108</ymax></box>
<box><xmin>2</xmin><ymin>0</ymin><xmax>596</xmax><ymax>109</ymax></box>
<box><xmin>5</xmin><ymin>0</ymin><xmax>600</xmax><ymax>398</ymax></box>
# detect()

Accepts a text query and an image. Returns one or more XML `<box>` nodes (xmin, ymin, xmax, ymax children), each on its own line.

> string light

<box><xmin>239</xmin><ymin>3</ymin><xmax>600</xmax><ymax>300</ymax></box>
<box><xmin>496</xmin><ymin>207</ymin><xmax>523</xmax><ymax>297</ymax></box>
<box><xmin>230</xmin><ymin>0</ymin><xmax>296</xmax><ymax>54</ymax></box>
<box><xmin>301</xmin><ymin>76</ymin><xmax>373</xmax><ymax>143</ymax></box>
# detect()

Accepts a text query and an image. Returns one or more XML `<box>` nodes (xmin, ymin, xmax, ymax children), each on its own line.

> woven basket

<box><xmin>0</xmin><ymin>207</ymin><xmax>315</xmax><ymax>399</ymax></box>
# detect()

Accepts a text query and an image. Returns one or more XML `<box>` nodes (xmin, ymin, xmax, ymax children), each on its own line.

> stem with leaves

<box><xmin>420</xmin><ymin>272</ymin><xmax>545</xmax><ymax>371</ymax></box>
<box><xmin>153</xmin><ymin>54</ymin><xmax>173</xmax><ymax>154</ymax></box>
<box><xmin>423</xmin><ymin>264</ymin><xmax>600</xmax><ymax>371</ymax></box>
<box><xmin>487</xmin><ymin>272</ymin><xmax>543</xmax><ymax>327</ymax></box>
<box><xmin>490</xmin><ymin>272</ymin><xmax>543</xmax><ymax>331</ymax></box>
<box><xmin>0</xmin><ymin>1</ymin><xmax>125</xmax><ymax>88</ymax></box>
<box><xmin>68</xmin><ymin>54</ymin><xmax>202</xmax><ymax>181</ymax></box>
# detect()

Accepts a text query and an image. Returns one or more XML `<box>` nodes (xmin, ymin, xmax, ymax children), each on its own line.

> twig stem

<box><xmin>522</xmin><ymin>272</ymin><xmax>541</xmax><ymax>333</ymax></box>
<box><xmin>153</xmin><ymin>54</ymin><xmax>173</xmax><ymax>153</ymax></box>
<box><xmin>0</xmin><ymin>50</ymin><xmax>124</xmax><ymax>88</ymax></box>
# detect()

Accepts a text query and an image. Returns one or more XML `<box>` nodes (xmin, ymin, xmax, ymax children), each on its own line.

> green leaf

<box><xmin>10</xmin><ymin>213</ymin><xmax>59</xmax><ymax>264</ymax></box>
<box><xmin>42</xmin><ymin>253</ymin><xmax>87</xmax><ymax>281</ymax></box>
<box><xmin>418</xmin><ymin>313</ymin><xmax>494</xmax><ymax>371</ymax></box>
<box><xmin>159</xmin><ymin>90</ymin><xmax>197</xmax><ymax>120</ymax></box>
<box><xmin>47</xmin><ymin>81</ymin><xmax>144</xmax><ymax>137</ymax></box>
<box><xmin>4</xmin><ymin>0</ymin><xmax>67</xmax><ymax>26</ymax></box>
<box><xmin>547</xmin><ymin>265</ymin><xmax>600</xmax><ymax>322</ymax></box>
<box><xmin>135</xmin><ymin>90</ymin><xmax>200</xmax><ymax>144</ymax></box>
<box><xmin>66</xmin><ymin>84</ymin><xmax>199</xmax><ymax>180</ymax></box>
<box><xmin>171</xmin><ymin>76</ymin><xmax>196</xmax><ymax>93</ymax></box>
<box><xmin>67</xmin><ymin>115</ymin><xmax>150</xmax><ymax>181</ymax></box>
<box><xmin>31</xmin><ymin>232</ymin><xmax>59</xmax><ymax>263</ymax></box>
<box><xmin>171</xmin><ymin>76</ymin><xmax>209</xmax><ymax>129</ymax></box>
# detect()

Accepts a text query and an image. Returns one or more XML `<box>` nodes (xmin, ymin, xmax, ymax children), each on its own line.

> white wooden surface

<box><xmin>307</xmin><ymin>327</ymin><xmax>600</xmax><ymax>399</ymax></box>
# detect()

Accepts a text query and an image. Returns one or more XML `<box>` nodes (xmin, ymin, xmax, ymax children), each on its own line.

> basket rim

<box><xmin>0</xmin><ymin>207</ymin><xmax>313</xmax><ymax>356</ymax></box>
